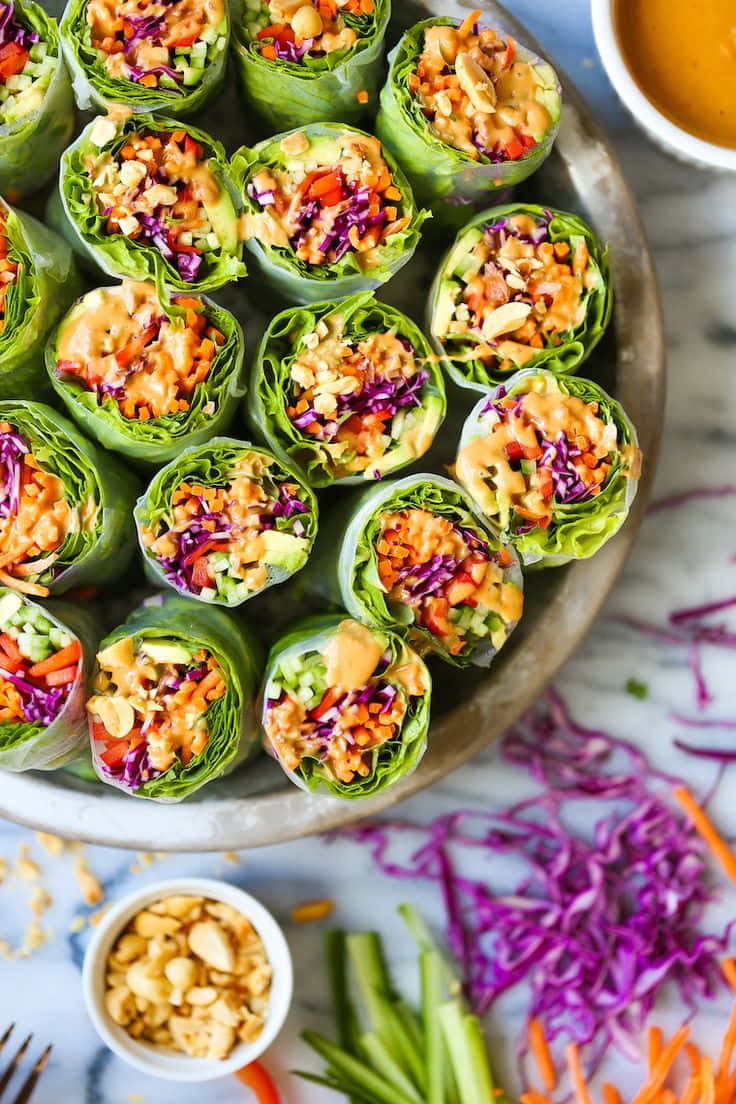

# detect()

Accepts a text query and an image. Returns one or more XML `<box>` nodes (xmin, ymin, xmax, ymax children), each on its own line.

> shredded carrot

<box><xmin>674</xmin><ymin>786</ymin><xmax>736</xmax><ymax>886</ymax></box>
<box><xmin>565</xmin><ymin>1044</ymin><xmax>593</xmax><ymax>1104</ymax></box>
<box><xmin>520</xmin><ymin>1095</ymin><xmax>554</xmax><ymax>1104</ymax></box>
<box><xmin>458</xmin><ymin>8</ymin><xmax>482</xmax><ymax>38</ymax></box>
<box><xmin>649</xmin><ymin>1026</ymin><xmax>664</xmax><ymax>1072</ymax></box>
<box><xmin>722</xmin><ymin>958</ymin><xmax>736</xmax><ymax>995</ymax></box>
<box><xmin>0</xmin><ymin>568</ymin><xmax>48</xmax><ymax>597</ymax></box>
<box><xmin>680</xmin><ymin>1074</ymin><xmax>700</xmax><ymax>1104</ymax></box>
<box><xmin>716</xmin><ymin>1004</ymin><xmax>736</xmax><ymax>1084</ymax></box>
<box><xmin>603</xmin><ymin>1084</ymin><xmax>622</xmax><ymax>1104</ymax></box>
<box><xmin>701</xmin><ymin>1056</ymin><xmax>716</xmax><ymax>1104</ymax></box>
<box><xmin>529</xmin><ymin>1018</ymin><xmax>557</xmax><ymax>1094</ymax></box>
<box><xmin>686</xmin><ymin>1042</ymin><xmax>703</xmax><ymax>1074</ymax></box>
<box><xmin>631</xmin><ymin>1026</ymin><xmax>689</xmax><ymax>1104</ymax></box>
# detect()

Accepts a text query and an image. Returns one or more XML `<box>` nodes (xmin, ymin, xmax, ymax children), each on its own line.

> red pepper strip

<box><xmin>184</xmin><ymin>134</ymin><xmax>202</xmax><ymax>159</ymax></box>
<box><xmin>115</xmin><ymin>323</ymin><xmax>158</xmax><ymax>369</ymax></box>
<box><xmin>182</xmin><ymin>538</ymin><xmax>226</xmax><ymax>569</ymax></box>
<box><xmin>257</xmin><ymin>23</ymin><xmax>294</xmax><ymax>45</ymax></box>
<box><xmin>100</xmin><ymin>739</ymin><xmax>131</xmax><ymax>767</ymax></box>
<box><xmin>0</xmin><ymin>632</ymin><xmax>23</xmax><ymax>665</ymax></box>
<box><xmin>311</xmin><ymin>686</ymin><xmax>342</xmax><ymax>720</ymax></box>
<box><xmin>235</xmin><ymin>1061</ymin><xmax>280</xmax><ymax>1104</ymax></box>
<box><xmin>191</xmin><ymin>556</ymin><xmax>211</xmax><ymax>589</ymax></box>
<box><xmin>45</xmin><ymin>664</ymin><xmax>79</xmax><ymax>687</ymax></box>
<box><xmin>504</xmin><ymin>136</ymin><xmax>525</xmax><ymax>161</ymax></box>
<box><xmin>91</xmin><ymin>720</ymin><xmax>109</xmax><ymax>742</ymax></box>
<box><xmin>0</xmin><ymin>42</ymin><xmax>29</xmax><ymax>81</ymax></box>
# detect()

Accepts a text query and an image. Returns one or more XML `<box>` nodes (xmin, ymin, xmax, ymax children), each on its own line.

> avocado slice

<box><xmin>202</xmin><ymin>162</ymin><xmax>239</xmax><ymax>253</ymax></box>
<box><xmin>139</xmin><ymin>639</ymin><xmax>194</xmax><ymax>666</ymax></box>
<box><xmin>262</xmin><ymin>529</ymin><xmax>309</xmax><ymax>574</ymax></box>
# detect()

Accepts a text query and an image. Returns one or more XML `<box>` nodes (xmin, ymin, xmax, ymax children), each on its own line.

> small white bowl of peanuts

<box><xmin>82</xmin><ymin>878</ymin><xmax>293</xmax><ymax>1082</ymax></box>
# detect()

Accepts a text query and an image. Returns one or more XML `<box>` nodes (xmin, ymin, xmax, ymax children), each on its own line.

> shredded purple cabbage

<box><xmin>0</xmin><ymin>0</ymin><xmax>39</xmax><ymax>55</ymax></box>
<box><xmin>344</xmin><ymin>687</ymin><xmax>732</xmax><ymax>1072</ymax></box>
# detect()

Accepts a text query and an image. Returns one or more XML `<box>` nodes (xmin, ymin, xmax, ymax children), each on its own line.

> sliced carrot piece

<box><xmin>602</xmin><ymin>1085</ymin><xmax>622</xmax><ymax>1104</ymax></box>
<box><xmin>45</xmin><ymin>664</ymin><xmax>79</xmax><ymax>687</ymax></box>
<box><xmin>28</xmin><ymin>641</ymin><xmax>81</xmax><ymax>678</ymax></box>
<box><xmin>529</xmin><ymin>1019</ymin><xmax>556</xmax><ymax>1095</ymax></box>
<box><xmin>674</xmin><ymin>786</ymin><xmax>736</xmax><ymax>886</ymax></box>
<box><xmin>649</xmin><ymin>1026</ymin><xmax>663</xmax><ymax>1071</ymax></box>
<box><xmin>565</xmin><ymin>1044</ymin><xmax>592</xmax><ymax>1104</ymax></box>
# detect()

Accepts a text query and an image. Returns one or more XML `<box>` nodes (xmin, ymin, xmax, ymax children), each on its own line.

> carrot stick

<box><xmin>649</xmin><ymin>1026</ymin><xmax>664</xmax><ymax>1071</ymax></box>
<box><xmin>674</xmin><ymin>786</ymin><xmax>736</xmax><ymax>886</ymax></box>
<box><xmin>685</xmin><ymin>1042</ymin><xmax>702</xmax><ymax>1074</ymax></box>
<box><xmin>565</xmin><ymin>1044</ymin><xmax>593</xmax><ymax>1104</ymax></box>
<box><xmin>631</xmin><ymin>1026</ymin><xmax>690</xmax><ymax>1104</ymax></box>
<box><xmin>603</xmin><ymin>1085</ymin><xmax>622</xmax><ymax>1104</ymax></box>
<box><xmin>529</xmin><ymin>1018</ymin><xmax>557</xmax><ymax>1094</ymax></box>
<box><xmin>28</xmin><ymin>641</ymin><xmax>81</xmax><ymax>678</ymax></box>
<box><xmin>680</xmin><ymin>1074</ymin><xmax>700</xmax><ymax>1104</ymax></box>
<box><xmin>722</xmin><ymin>958</ymin><xmax>736</xmax><ymax>994</ymax></box>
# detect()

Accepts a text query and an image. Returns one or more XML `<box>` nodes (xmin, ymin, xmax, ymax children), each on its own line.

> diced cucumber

<box><xmin>0</xmin><ymin>592</ymin><xmax>23</xmax><ymax>626</ymax></box>
<box><xmin>29</xmin><ymin>42</ymin><xmax>48</xmax><ymax>61</ymax></box>
<box><xmin>191</xmin><ymin>41</ymin><xmax>207</xmax><ymax>59</ymax></box>
<box><xmin>180</xmin><ymin>66</ymin><xmax>202</xmax><ymax>87</ymax></box>
<box><xmin>16</xmin><ymin>633</ymin><xmax>52</xmax><ymax>663</ymax></box>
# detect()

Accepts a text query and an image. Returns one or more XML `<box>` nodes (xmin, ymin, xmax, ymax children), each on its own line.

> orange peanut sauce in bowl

<box><xmin>615</xmin><ymin>0</ymin><xmax>736</xmax><ymax>150</ymax></box>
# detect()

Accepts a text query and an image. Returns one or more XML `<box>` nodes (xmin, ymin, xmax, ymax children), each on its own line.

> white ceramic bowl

<box><xmin>82</xmin><ymin>878</ymin><xmax>293</xmax><ymax>1082</ymax></box>
<box><xmin>592</xmin><ymin>0</ymin><xmax>736</xmax><ymax>171</ymax></box>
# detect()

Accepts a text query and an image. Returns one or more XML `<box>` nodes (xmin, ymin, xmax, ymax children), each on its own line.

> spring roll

<box><xmin>87</xmin><ymin>594</ymin><xmax>263</xmax><ymax>801</ymax></box>
<box><xmin>0</xmin><ymin>0</ymin><xmax>74</xmax><ymax>196</ymax></box>
<box><xmin>261</xmin><ymin>614</ymin><xmax>430</xmax><ymax>798</ymax></box>
<box><xmin>429</xmin><ymin>204</ymin><xmax>613</xmax><ymax>392</ymax></box>
<box><xmin>61</xmin><ymin>0</ymin><xmax>229</xmax><ymax>117</ymax></box>
<box><xmin>454</xmin><ymin>369</ymin><xmax>642</xmax><ymax>567</ymax></box>
<box><xmin>0</xmin><ymin>400</ymin><xmax>138</xmax><ymax>597</ymax></box>
<box><xmin>231</xmin><ymin>0</ymin><xmax>390</xmax><ymax>132</ymax></box>
<box><xmin>46</xmin><ymin>281</ymin><xmax>245</xmax><ymax>466</ymax></box>
<box><xmin>0</xmin><ymin>198</ymin><xmax>81</xmax><ymax>398</ymax></box>
<box><xmin>233</xmin><ymin>122</ymin><xmax>426</xmax><ymax>304</ymax></box>
<box><xmin>376</xmin><ymin>14</ymin><xmax>561</xmax><ymax>228</ymax></box>
<box><xmin>0</xmin><ymin>587</ymin><xmax>95</xmax><ymax>770</ymax></box>
<box><xmin>325</xmin><ymin>473</ymin><xmax>523</xmax><ymax>667</ymax></box>
<box><xmin>249</xmin><ymin>291</ymin><xmax>446</xmax><ymax>486</ymax></box>
<box><xmin>50</xmin><ymin>112</ymin><xmax>245</xmax><ymax>292</ymax></box>
<box><xmin>135</xmin><ymin>438</ymin><xmax>318</xmax><ymax>606</ymax></box>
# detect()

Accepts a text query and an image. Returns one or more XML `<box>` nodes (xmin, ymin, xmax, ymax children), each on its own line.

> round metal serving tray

<box><xmin>0</xmin><ymin>1</ymin><xmax>665</xmax><ymax>850</ymax></box>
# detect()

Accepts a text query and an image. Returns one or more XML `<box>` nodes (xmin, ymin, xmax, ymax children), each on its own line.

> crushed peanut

<box><xmin>75</xmin><ymin>858</ymin><xmax>104</xmax><ymax>906</ymax></box>
<box><xmin>104</xmin><ymin>895</ymin><xmax>271</xmax><ymax>1060</ymax></box>
<box><xmin>35</xmin><ymin>832</ymin><xmax>65</xmax><ymax>857</ymax></box>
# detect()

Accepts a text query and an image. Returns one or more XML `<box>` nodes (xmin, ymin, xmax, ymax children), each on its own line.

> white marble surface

<box><xmin>2</xmin><ymin>2</ymin><xmax>736</xmax><ymax>1101</ymax></box>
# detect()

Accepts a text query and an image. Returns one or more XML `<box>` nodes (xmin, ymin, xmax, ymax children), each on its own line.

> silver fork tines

<box><xmin>0</xmin><ymin>1027</ymin><xmax>51</xmax><ymax>1104</ymax></box>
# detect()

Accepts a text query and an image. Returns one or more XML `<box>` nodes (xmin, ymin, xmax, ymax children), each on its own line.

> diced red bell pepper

<box><xmin>0</xmin><ymin>43</ymin><xmax>29</xmax><ymax>82</ymax></box>
<box><xmin>311</xmin><ymin>686</ymin><xmax>342</xmax><ymax>720</ymax></box>
<box><xmin>191</xmin><ymin>555</ymin><xmax>212</xmax><ymax>589</ymax></box>
<box><xmin>504</xmin><ymin>440</ymin><xmax>524</xmax><ymax>462</ymax></box>
<box><xmin>45</xmin><ymin>664</ymin><xmax>79</xmax><ymax>687</ymax></box>
<box><xmin>100</xmin><ymin>739</ymin><xmax>130</xmax><ymax>767</ymax></box>
<box><xmin>504</xmin><ymin>136</ymin><xmax>525</xmax><ymax>161</ymax></box>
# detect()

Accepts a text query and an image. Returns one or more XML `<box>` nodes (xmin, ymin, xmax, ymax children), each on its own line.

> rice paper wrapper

<box><xmin>50</xmin><ymin>113</ymin><xmax>245</xmax><ymax>294</ymax></box>
<box><xmin>0</xmin><ymin>202</ymin><xmax>82</xmax><ymax>398</ymax></box>
<box><xmin>89</xmin><ymin>595</ymin><xmax>264</xmax><ymax>802</ymax></box>
<box><xmin>247</xmin><ymin>290</ymin><xmax>446</xmax><ymax>487</ymax></box>
<box><xmin>376</xmin><ymin>19</ymin><xmax>561</xmax><ymax>231</ymax></box>
<box><xmin>260</xmin><ymin>613</ymin><xmax>431</xmax><ymax>799</ymax></box>
<box><xmin>0</xmin><ymin>592</ymin><xmax>97</xmax><ymax>771</ymax></box>
<box><xmin>232</xmin><ymin>122</ymin><xmax>427</xmax><ymax>305</ymax></box>
<box><xmin>308</xmin><ymin>472</ymin><xmax>523</xmax><ymax>667</ymax></box>
<box><xmin>45</xmin><ymin>286</ymin><xmax>246</xmax><ymax>466</ymax></box>
<box><xmin>456</xmin><ymin>369</ymin><xmax>641</xmax><ymax>568</ymax></box>
<box><xmin>231</xmin><ymin>0</ymin><xmax>390</xmax><ymax>133</ymax></box>
<box><xmin>60</xmin><ymin>0</ymin><xmax>229</xmax><ymax>117</ymax></box>
<box><xmin>134</xmin><ymin>437</ymin><xmax>318</xmax><ymax>605</ymax></box>
<box><xmin>0</xmin><ymin>0</ymin><xmax>75</xmax><ymax>195</ymax></box>
<box><xmin>0</xmin><ymin>400</ymin><xmax>139</xmax><ymax>592</ymax></box>
<box><xmin>427</xmin><ymin>203</ymin><xmax>613</xmax><ymax>393</ymax></box>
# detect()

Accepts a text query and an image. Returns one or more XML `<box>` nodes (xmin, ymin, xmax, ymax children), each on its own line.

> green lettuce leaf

<box><xmin>261</xmin><ymin>613</ymin><xmax>430</xmax><ymax>798</ymax></box>
<box><xmin>0</xmin><ymin>0</ymin><xmax>75</xmax><ymax>195</ymax></box>
<box><xmin>45</xmin><ymin>284</ymin><xmax>246</xmax><ymax>466</ymax></box>
<box><xmin>0</xmin><ymin>400</ymin><xmax>140</xmax><ymax>591</ymax></box>
<box><xmin>248</xmin><ymin>290</ymin><xmax>446</xmax><ymax>487</ymax></box>
<box><xmin>232</xmin><ymin>122</ymin><xmax>427</xmax><ymax>304</ymax></box>
<box><xmin>306</xmin><ymin>472</ymin><xmax>523</xmax><ymax>667</ymax></box>
<box><xmin>376</xmin><ymin>18</ymin><xmax>561</xmax><ymax>230</ymax></box>
<box><xmin>231</xmin><ymin>0</ymin><xmax>390</xmax><ymax>132</ymax></box>
<box><xmin>0</xmin><ymin>591</ymin><xmax>98</xmax><ymax>771</ymax></box>
<box><xmin>456</xmin><ymin>370</ymin><xmax>641</xmax><ymax>567</ymax></box>
<box><xmin>50</xmin><ymin>112</ymin><xmax>245</xmax><ymax>293</ymax></box>
<box><xmin>134</xmin><ymin>437</ymin><xmax>319</xmax><ymax>604</ymax></box>
<box><xmin>60</xmin><ymin>0</ymin><xmax>229</xmax><ymax>117</ymax></box>
<box><xmin>428</xmin><ymin>203</ymin><xmax>613</xmax><ymax>392</ymax></box>
<box><xmin>90</xmin><ymin>594</ymin><xmax>264</xmax><ymax>801</ymax></box>
<box><xmin>0</xmin><ymin>202</ymin><xmax>82</xmax><ymax>398</ymax></box>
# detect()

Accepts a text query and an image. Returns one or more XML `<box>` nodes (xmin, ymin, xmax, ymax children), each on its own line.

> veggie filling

<box><xmin>0</xmin><ymin>211</ymin><xmax>18</xmax><ymax>334</ymax></box>
<box><xmin>83</xmin><ymin>122</ymin><xmax>228</xmax><ymax>283</ymax></box>
<box><xmin>0</xmin><ymin>421</ymin><xmax>95</xmax><ymax>598</ymax></box>
<box><xmin>409</xmin><ymin>11</ymin><xmax>551</xmax><ymax>162</ymax></box>
<box><xmin>87</xmin><ymin>634</ymin><xmax>226</xmax><ymax>786</ymax></box>
<box><xmin>436</xmin><ymin>212</ymin><xmax>601</xmax><ymax>375</ymax></box>
<box><xmin>243</xmin><ymin>130</ymin><xmax>409</xmax><ymax>268</ymax></box>
<box><xmin>265</xmin><ymin>620</ymin><xmax>428</xmax><ymax>785</ymax></box>
<box><xmin>456</xmin><ymin>382</ymin><xmax>640</xmax><ymax>533</ymax></box>
<box><xmin>56</xmin><ymin>283</ymin><xmax>225</xmax><ymax>422</ymax></box>
<box><xmin>0</xmin><ymin>591</ymin><xmax>81</xmax><ymax>730</ymax></box>
<box><xmin>85</xmin><ymin>0</ymin><xmax>226</xmax><ymax>94</ymax></box>
<box><xmin>286</xmin><ymin>313</ymin><xmax>429</xmax><ymax>477</ymax></box>
<box><xmin>375</xmin><ymin>508</ymin><xmax>522</xmax><ymax>657</ymax></box>
<box><xmin>244</xmin><ymin>0</ymin><xmax>373</xmax><ymax>64</ymax></box>
<box><xmin>0</xmin><ymin>1</ymin><xmax>55</xmax><ymax>125</ymax></box>
<box><xmin>140</xmin><ymin>453</ymin><xmax>312</xmax><ymax>602</ymax></box>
